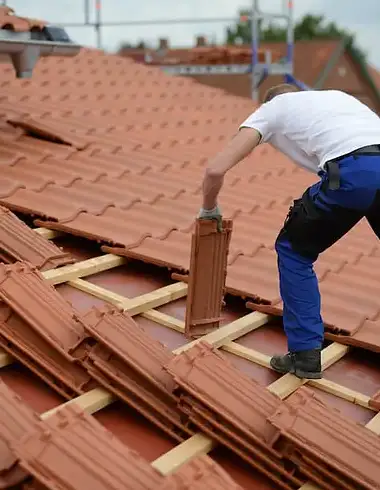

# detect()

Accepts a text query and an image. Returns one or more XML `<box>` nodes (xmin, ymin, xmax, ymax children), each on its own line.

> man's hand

<box><xmin>198</xmin><ymin>205</ymin><xmax>223</xmax><ymax>232</ymax></box>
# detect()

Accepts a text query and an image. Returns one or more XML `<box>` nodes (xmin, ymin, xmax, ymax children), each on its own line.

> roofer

<box><xmin>198</xmin><ymin>84</ymin><xmax>380</xmax><ymax>380</ymax></box>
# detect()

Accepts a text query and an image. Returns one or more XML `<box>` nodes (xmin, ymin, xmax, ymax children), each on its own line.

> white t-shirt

<box><xmin>239</xmin><ymin>89</ymin><xmax>380</xmax><ymax>173</ymax></box>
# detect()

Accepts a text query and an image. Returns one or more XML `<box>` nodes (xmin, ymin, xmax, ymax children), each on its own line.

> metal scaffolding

<box><xmin>54</xmin><ymin>0</ymin><xmax>310</xmax><ymax>100</ymax></box>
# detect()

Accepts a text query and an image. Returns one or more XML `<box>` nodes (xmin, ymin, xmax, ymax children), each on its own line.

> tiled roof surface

<box><xmin>0</xmin><ymin>47</ymin><xmax>379</xmax><ymax>352</ymax></box>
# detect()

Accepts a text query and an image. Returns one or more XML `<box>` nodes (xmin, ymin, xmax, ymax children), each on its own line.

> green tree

<box><xmin>226</xmin><ymin>12</ymin><xmax>366</xmax><ymax>61</ymax></box>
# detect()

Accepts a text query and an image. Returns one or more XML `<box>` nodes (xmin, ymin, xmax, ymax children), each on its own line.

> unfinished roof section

<box><xmin>0</xmin><ymin>48</ymin><xmax>379</xmax><ymax>351</ymax></box>
<box><xmin>184</xmin><ymin>219</ymin><xmax>232</xmax><ymax>338</ymax></box>
<box><xmin>12</xmin><ymin>403</ymin><xmax>168</xmax><ymax>490</ymax></box>
<box><xmin>0</xmin><ymin>261</ymin><xmax>93</xmax><ymax>398</ymax></box>
<box><xmin>0</xmin><ymin>205</ymin><xmax>73</xmax><ymax>270</ymax></box>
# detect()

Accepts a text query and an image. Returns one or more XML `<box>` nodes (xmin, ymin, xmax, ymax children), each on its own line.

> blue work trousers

<box><xmin>275</xmin><ymin>153</ymin><xmax>380</xmax><ymax>352</ymax></box>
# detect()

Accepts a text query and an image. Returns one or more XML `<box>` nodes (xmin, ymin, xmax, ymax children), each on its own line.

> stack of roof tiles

<box><xmin>0</xmin><ymin>378</ymin><xmax>242</xmax><ymax>489</ymax></box>
<box><xmin>0</xmin><ymin>46</ymin><xmax>378</xmax><ymax>351</ymax></box>
<box><xmin>164</xmin><ymin>341</ymin><xmax>380</xmax><ymax>490</ymax></box>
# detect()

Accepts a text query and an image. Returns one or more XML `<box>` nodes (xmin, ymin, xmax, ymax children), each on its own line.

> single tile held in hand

<box><xmin>12</xmin><ymin>403</ymin><xmax>167</xmax><ymax>490</ymax></box>
<box><xmin>268</xmin><ymin>386</ymin><xmax>380</xmax><ymax>489</ymax></box>
<box><xmin>185</xmin><ymin>219</ymin><xmax>232</xmax><ymax>338</ymax></box>
<box><xmin>164</xmin><ymin>455</ymin><xmax>244</xmax><ymax>489</ymax></box>
<box><xmin>0</xmin><ymin>205</ymin><xmax>74</xmax><ymax>270</ymax></box>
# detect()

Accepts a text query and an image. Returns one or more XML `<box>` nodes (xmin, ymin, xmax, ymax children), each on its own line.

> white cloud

<box><xmin>8</xmin><ymin>0</ymin><xmax>380</xmax><ymax>66</ymax></box>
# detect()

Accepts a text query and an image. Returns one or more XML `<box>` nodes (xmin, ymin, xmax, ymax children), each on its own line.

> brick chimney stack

<box><xmin>196</xmin><ymin>35</ymin><xmax>207</xmax><ymax>47</ymax></box>
<box><xmin>158</xmin><ymin>38</ymin><xmax>169</xmax><ymax>50</ymax></box>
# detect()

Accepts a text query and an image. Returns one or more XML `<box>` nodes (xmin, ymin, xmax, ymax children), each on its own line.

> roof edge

<box><xmin>0</xmin><ymin>37</ymin><xmax>81</xmax><ymax>78</ymax></box>
<box><xmin>314</xmin><ymin>38</ymin><xmax>348</xmax><ymax>89</ymax></box>
<box><xmin>346</xmin><ymin>44</ymin><xmax>380</xmax><ymax>112</ymax></box>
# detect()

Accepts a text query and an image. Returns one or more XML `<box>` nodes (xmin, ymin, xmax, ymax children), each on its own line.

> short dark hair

<box><xmin>263</xmin><ymin>83</ymin><xmax>300</xmax><ymax>103</ymax></box>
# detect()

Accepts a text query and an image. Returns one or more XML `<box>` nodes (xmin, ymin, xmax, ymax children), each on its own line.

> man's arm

<box><xmin>201</xmin><ymin>127</ymin><xmax>262</xmax><ymax>210</ymax></box>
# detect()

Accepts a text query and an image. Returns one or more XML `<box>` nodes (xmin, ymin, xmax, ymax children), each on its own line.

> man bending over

<box><xmin>198</xmin><ymin>84</ymin><xmax>380</xmax><ymax>379</ymax></box>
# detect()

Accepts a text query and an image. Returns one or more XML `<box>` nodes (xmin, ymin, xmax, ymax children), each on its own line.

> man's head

<box><xmin>263</xmin><ymin>83</ymin><xmax>300</xmax><ymax>103</ymax></box>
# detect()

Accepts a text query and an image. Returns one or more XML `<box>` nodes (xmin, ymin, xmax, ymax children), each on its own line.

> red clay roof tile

<box><xmin>164</xmin><ymin>341</ymin><xmax>281</xmax><ymax>438</ymax></box>
<box><xmin>0</xmin><ymin>379</ymin><xmax>41</xmax><ymax>487</ymax></box>
<box><xmin>164</xmin><ymin>342</ymin><xmax>304</xmax><ymax>489</ymax></box>
<box><xmin>0</xmin><ymin>206</ymin><xmax>73</xmax><ymax>270</ymax></box>
<box><xmin>7</xmin><ymin>116</ymin><xmax>93</xmax><ymax>150</ymax></box>
<box><xmin>269</xmin><ymin>386</ymin><xmax>380</xmax><ymax>489</ymax></box>
<box><xmin>81</xmin><ymin>305</ymin><xmax>193</xmax><ymax>441</ymax></box>
<box><xmin>12</xmin><ymin>403</ymin><xmax>167</xmax><ymax>490</ymax></box>
<box><xmin>184</xmin><ymin>219</ymin><xmax>232</xmax><ymax>338</ymax></box>
<box><xmin>0</xmin><ymin>261</ymin><xmax>93</xmax><ymax>398</ymax></box>
<box><xmin>226</xmin><ymin>248</ymin><xmax>281</xmax><ymax>304</ymax></box>
<box><xmin>108</xmin><ymin>231</ymin><xmax>192</xmax><ymax>271</ymax></box>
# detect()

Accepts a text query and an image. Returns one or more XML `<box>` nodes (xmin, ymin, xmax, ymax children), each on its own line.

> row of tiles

<box><xmin>166</xmin><ymin>341</ymin><xmax>380</xmax><ymax>490</ymax></box>
<box><xmin>0</xmin><ymin>377</ymin><xmax>240</xmax><ymax>489</ymax></box>
<box><xmin>0</xmin><ymin>269</ymin><xmax>377</xmax><ymax>490</ymax></box>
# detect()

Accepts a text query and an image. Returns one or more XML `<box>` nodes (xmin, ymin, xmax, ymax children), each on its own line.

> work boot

<box><xmin>270</xmin><ymin>348</ymin><xmax>322</xmax><ymax>379</ymax></box>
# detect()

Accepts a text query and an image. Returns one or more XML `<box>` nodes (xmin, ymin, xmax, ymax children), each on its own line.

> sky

<box><xmin>9</xmin><ymin>0</ymin><xmax>380</xmax><ymax>68</ymax></box>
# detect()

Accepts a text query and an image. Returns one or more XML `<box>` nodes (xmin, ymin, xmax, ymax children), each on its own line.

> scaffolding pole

<box><xmin>250</xmin><ymin>0</ymin><xmax>295</xmax><ymax>102</ymax></box>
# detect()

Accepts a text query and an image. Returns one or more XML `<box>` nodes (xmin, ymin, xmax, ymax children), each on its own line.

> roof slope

<box><xmin>0</xmin><ymin>47</ymin><xmax>379</xmax><ymax>352</ymax></box>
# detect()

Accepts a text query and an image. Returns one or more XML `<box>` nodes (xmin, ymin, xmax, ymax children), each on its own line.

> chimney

<box><xmin>158</xmin><ymin>38</ymin><xmax>168</xmax><ymax>50</ymax></box>
<box><xmin>196</xmin><ymin>35</ymin><xmax>207</xmax><ymax>47</ymax></box>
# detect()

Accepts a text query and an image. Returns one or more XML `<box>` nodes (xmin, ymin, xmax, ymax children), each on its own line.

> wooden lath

<box><xmin>0</xmin><ymin>226</ymin><xmax>377</xmax><ymax>490</ymax></box>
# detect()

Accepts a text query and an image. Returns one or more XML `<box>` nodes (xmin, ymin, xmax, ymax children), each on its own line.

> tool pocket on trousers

<box><xmin>282</xmin><ymin>191</ymin><xmax>326</xmax><ymax>259</ymax></box>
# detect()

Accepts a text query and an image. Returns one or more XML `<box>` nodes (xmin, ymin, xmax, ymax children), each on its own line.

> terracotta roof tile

<box><xmin>184</xmin><ymin>219</ymin><xmax>232</xmax><ymax>338</ymax></box>
<box><xmin>0</xmin><ymin>379</ymin><xmax>41</xmax><ymax>487</ymax></box>
<box><xmin>107</xmin><ymin>231</ymin><xmax>192</xmax><ymax>271</ymax></box>
<box><xmin>269</xmin><ymin>386</ymin><xmax>380</xmax><ymax>489</ymax></box>
<box><xmin>0</xmin><ymin>205</ymin><xmax>73</xmax><ymax>270</ymax></box>
<box><xmin>0</xmin><ymin>261</ymin><xmax>93</xmax><ymax>398</ymax></box>
<box><xmin>12</xmin><ymin>403</ymin><xmax>168</xmax><ymax>490</ymax></box>
<box><xmin>81</xmin><ymin>305</ymin><xmax>194</xmax><ymax>441</ymax></box>
<box><xmin>164</xmin><ymin>342</ymin><xmax>305</xmax><ymax>488</ymax></box>
<box><xmin>7</xmin><ymin>116</ymin><xmax>93</xmax><ymax>150</ymax></box>
<box><xmin>226</xmin><ymin>248</ymin><xmax>281</xmax><ymax>304</ymax></box>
